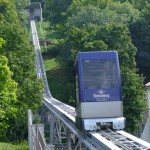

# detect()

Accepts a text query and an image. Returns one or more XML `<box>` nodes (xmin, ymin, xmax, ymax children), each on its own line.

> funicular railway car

<box><xmin>75</xmin><ymin>51</ymin><xmax>125</xmax><ymax>131</ymax></box>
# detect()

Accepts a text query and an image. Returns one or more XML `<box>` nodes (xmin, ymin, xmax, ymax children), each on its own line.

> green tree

<box><xmin>11</xmin><ymin>0</ymin><xmax>29</xmax><ymax>22</ymax></box>
<box><xmin>0</xmin><ymin>38</ymin><xmax>5</xmax><ymax>47</ymax></box>
<box><xmin>0</xmin><ymin>0</ymin><xmax>44</xmax><ymax>142</ymax></box>
<box><xmin>65</xmin><ymin>1</ymin><xmax>140</xmax><ymax>28</ymax></box>
<box><xmin>113</xmin><ymin>0</ymin><xmax>150</xmax><ymax>10</ymax></box>
<box><xmin>121</xmin><ymin>67</ymin><xmax>146</xmax><ymax>132</ymax></box>
<box><xmin>130</xmin><ymin>3</ymin><xmax>150</xmax><ymax>83</ymax></box>
<box><xmin>52</xmin><ymin>0</ymin><xmax>146</xmax><ymax>132</ymax></box>
<box><xmin>0</xmin><ymin>55</ymin><xmax>17</xmax><ymax>140</ymax></box>
<box><xmin>44</xmin><ymin>0</ymin><xmax>73</xmax><ymax>24</ymax></box>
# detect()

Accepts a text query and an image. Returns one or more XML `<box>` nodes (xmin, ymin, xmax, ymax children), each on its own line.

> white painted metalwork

<box><xmin>28</xmin><ymin>109</ymin><xmax>33</xmax><ymax>150</ymax></box>
<box><xmin>141</xmin><ymin>83</ymin><xmax>150</xmax><ymax>142</ymax></box>
<box><xmin>30</xmin><ymin>20</ymin><xmax>51</xmax><ymax>97</ymax></box>
<box><xmin>28</xmin><ymin>109</ymin><xmax>54</xmax><ymax>150</ymax></box>
<box><xmin>117</xmin><ymin>130</ymin><xmax>150</xmax><ymax>149</ymax></box>
<box><xmin>82</xmin><ymin>117</ymin><xmax>125</xmax><ymax>131</ymax></box>
<box><xmin>43</xmin><ymin>98</ymin><xmax>102</xmax><ymax>149</ymax></box>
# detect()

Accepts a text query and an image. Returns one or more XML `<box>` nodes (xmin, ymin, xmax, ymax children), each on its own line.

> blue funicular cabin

<box><xmin>75</xmin><ymin>51</ymin><xmax>125</xmax><ymax>131</ymax></box>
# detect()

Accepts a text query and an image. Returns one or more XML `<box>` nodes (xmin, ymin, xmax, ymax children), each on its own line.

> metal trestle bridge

<box><xmin>30</xmin><ymin>19</ymin><xmax>150</xmax><ymax>150</ymax></box>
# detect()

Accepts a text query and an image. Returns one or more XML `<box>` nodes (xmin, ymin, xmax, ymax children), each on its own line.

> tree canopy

<box><xmin>0</xmin><ymin>38</ymin><xmax>18</xmax><ymax>139</ymax></box>
<box><xmin>130</xmin><ymin>3</ymin><xmax>150</xmax><ymax>83</ymax></box>
<box><xmin>0</xmin><ymin>0</ymin><xmax>148</xmax><ymax>140</ymax></box>
<box><xmin>0</xmin><ymin>0</ymin><xmax>43</xmax><ymax>142</ymax></box>
<box><xmin>44</xmin><ymin>0</ymin><xmax>73</xmax><ymax>24</ymax></box>
<box><xmin>44</xmin><ymin>0</ymin><xmax>147</xmax><ymax>132</ymax></box>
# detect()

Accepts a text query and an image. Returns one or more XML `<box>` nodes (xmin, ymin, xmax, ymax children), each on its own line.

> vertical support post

<box><xmin>46</xmin><ymin>144</ymin><xmax>55</xmax><ymax>150</ymax></box>
<box><xmin>39</xmin><ymin>21</ymin><xmax>43</xmax><ymax>40</ymax></box>
<box><xmin>28</xmin><ymin>109</ymin><xmax>33</xmax><ymax>150</ymax></box>
<box><xmin>44</xmin><ymin>41</ymin><xmax>47</xmax><ymax>52</ymax></box>
<box><xmin>37</xmin><ymin>124</ymin><xmax>44</xmax><ymax>136</ymax></box>
<box><xmin>31</xmin><ymin>124</ymin><xmax>37</xmax><ymax>150</ymax></box>
<box><xmin>49</xmin><ymin>113</ymin><xmax>55</xmax><ymax>144</ymax></box>
<box><xmin>66</xmin><ymin>129</ymin><xmax>72</xmax><ymax>150</ymax></box>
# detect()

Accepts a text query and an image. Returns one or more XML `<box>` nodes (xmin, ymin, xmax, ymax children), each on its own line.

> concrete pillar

<box><xmin>145</xmin><ymin>82</ymin><xmax>150</xmax><ymax>116</ymax></box>
<box><xmin>49</xmin><ymin>113</ymin><xmax>55</xmax><ymax>144</ymax></box>
<box><xmin>66</xmin><ymin>129</ymin><xmax>72</xmax><ymax>150</ymax></box>
<box><xmin>28</xmin><ymin>109</ymin><xmax>33</xmax><ymax>150</ymax></box>
<box><xmin>140</xmin><ymin>82</ymin><xmax>150</xmax><ymax>142</ymax></box>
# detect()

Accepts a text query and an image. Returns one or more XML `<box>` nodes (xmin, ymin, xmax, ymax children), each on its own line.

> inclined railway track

<box><xmin>31</xmin><ymin>18</ymin><xmax>150</xmax><ymax>149</ymax></box>
<box><xmin>99</xmin><ymin>129</ymin><xmax>149</xmax><ymax>150</ymax></box>
<box><xmin>46</xmin><ymin>97</ymin><xmax>150</xmax><ymax>149</ymax></box>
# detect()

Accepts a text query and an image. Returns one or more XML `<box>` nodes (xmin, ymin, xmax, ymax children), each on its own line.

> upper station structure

<box><xmin>25</xmin><ymin>2</ymin><xmax>42</xmax><ymax>22</ymax></box>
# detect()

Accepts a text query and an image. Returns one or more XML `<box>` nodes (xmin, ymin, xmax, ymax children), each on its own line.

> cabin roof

<box><xmin>25</xmin><ymin>2</ymin><xmax>41</xmax><ymax>10</ymax></box>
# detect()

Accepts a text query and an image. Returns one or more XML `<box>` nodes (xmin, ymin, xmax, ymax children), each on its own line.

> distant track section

<box><xmin>30</xmin><ymin>19</ymin><xmax>150</xmax><ymax>150</ymax></box>
<box><xmin>30</xmin><ymin>19</ymin><xmax>51</xmax><ymax>97</ymax></box>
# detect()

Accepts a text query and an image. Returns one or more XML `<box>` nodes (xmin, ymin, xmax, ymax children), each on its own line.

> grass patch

<box><xmin>47</xmin><ymin>67</ymin><xmax>68</xmax><ymax>102</ymax></box>
<box><xmin>44</xmin><ymin>58</ymin><xmax>70</xmax><ymax>104</ymax></box>
<box><xmin>45</xmin><ymin>29</ymin><xmax>64</xmax><ymax>45</ymax></box>
<box><xmin>0</xmin><ymin>142</ymin><xmax>28</xmax><ymax>150</ymax></box>
<box><xmin>36</xmin><ymin>22</ymin><xmax>49</xmax><ymax>40</ymax></box>
<box><xmin>44</xmin><ymin>58</ymin><xmax>58</xmax><ymax>71</ymax></box>
<box><xmin>46</xmin><ymin>31</ymin><xmax>61</xmax><ymax>42</ymax></box>
<box><xmin>35</xmin><ymin>21</ymin><xmax>62</xmax><ymax>45</ymax></box>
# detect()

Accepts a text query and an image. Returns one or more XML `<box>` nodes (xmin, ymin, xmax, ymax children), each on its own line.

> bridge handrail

<box><xmin>28</xmin><ymin>109</ymin><xmax>54</xmax><ymax>150</ymax></box>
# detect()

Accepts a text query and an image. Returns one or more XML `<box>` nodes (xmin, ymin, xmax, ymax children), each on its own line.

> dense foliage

<box><xmin>0</xmin><ymin>0</ymin><xmax>148</xmax><ymax>141</ymax></box>
<box><xmin>0</xmin><ymin>0</ymin><xmax>43</xmax><ymax>142</ymax></box>
<box><xmin>0</xmin><ymin>40</ymin><xmax>17</xmax><ymax>139</ymax></box>
<box><xmin>12</xmin><ymin>0</ymin><xmax>29</xmax><ymax>22</ymax></box>
<box><xmin>44</xmin><ymin>0</ymin><xmax>73</xmax><ymax>24</ymax></box>
<box><xmin>130</xmin><ymin>3</ymin><xmax>150</xmax><ymax>82</ymax></box>
<box><xmin>43</xmin><ymin>0</ymin><xmax>149</xmax><ymax>132</ymax></box>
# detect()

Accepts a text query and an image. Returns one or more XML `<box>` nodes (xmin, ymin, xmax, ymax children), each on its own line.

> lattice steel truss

<box><xmin>40</xmin><ymin>105</ymin><xmax>94</xmax><ymax>150</ymax></box>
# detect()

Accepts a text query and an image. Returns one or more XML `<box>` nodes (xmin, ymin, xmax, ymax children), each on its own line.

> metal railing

<box><xmin>28</xmin><ymin>109</ymin><xmax>54</xmax><ymax>150</ymax></box>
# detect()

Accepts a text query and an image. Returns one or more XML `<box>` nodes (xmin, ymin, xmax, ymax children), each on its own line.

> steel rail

<box><xmin>43</xmin><ymin>97</ymin><xmax>127</xmax><ymax>149</ymax></box>
<box><xmin>44</xmin><ymin>94</ymin><xmax>150</xmax><ymax>149</ymax></box>
<box><xmin>99</xmin><ymin>129</ymin><xmax>134</xmax><ymax>150</ymax></box>
<box><xmin>96</xmin><ymin>129</ymin><xmax>150</xmax><ymax>149</ymax></box>
<box><xmin>49</xmin><ymin>96</ymin><xmax>150</xmax><ymax>149</ymax></box>
<box><xmin>43</xmin><ymin>97</ymin><xmax>103</xmax><ymax>150</ymax></box>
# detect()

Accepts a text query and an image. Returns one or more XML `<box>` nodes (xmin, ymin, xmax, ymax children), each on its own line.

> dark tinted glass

<box><xmin>82</xmin><ymin>59</ymin><xmax>118</xmax><ymax>89</ymax></box>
